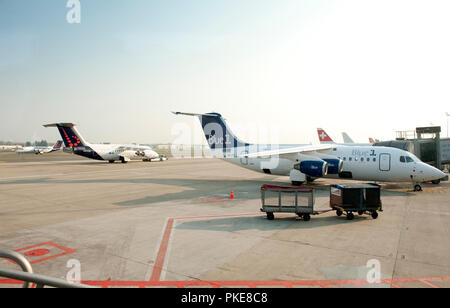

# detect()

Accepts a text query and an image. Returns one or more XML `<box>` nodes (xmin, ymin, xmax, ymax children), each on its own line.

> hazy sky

<box><xmin>1</xmin><ymin>0</ymin><xmax>450</xmax><ymax>144</ymax></box>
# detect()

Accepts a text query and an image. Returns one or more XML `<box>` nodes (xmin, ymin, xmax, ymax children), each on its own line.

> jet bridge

<box><xmin>374</xmin><ymin>126</ymin><xmax>450</xmax><ymax>171</ymax></box>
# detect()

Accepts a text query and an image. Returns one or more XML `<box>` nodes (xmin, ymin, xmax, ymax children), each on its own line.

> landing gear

<box><xmin>414</xmin><ymin>184</ymin><xmax>422</xmax><ymax>192</ymax></box>
<box><xmin>108</xmin><ymin>160</ymin><xmax>115</xmax><ymax>164</ymax></box>
<box><xmin>306</xmin><ymin>176</ymin><xmax>316</xmax><ymax>183</ymax></box>
<box><xmin>120</xmin><ymin>157</ymin><xmax>128</xmax><ymax>164</ymax></box>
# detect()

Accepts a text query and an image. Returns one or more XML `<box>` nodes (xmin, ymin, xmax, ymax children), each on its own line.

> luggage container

<box><xmin>260</xmin><ymin>184</ymin><xmax>320</xmax><ymax>221</ymax></box>
<box><xmin>330</xmin><ymin>183</ymin><xmax>382</xmax><ymax>220</ymax></box>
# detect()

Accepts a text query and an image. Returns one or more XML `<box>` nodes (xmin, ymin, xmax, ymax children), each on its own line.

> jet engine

<box><xmin>323</xmin><ymin>158</ymin><xmax>343</xmax><ymax>174</ymax></box>
<box><xmin>136</xmin><ymin>150</ymin><xmax>158</xmax><ymax>160</ymax></box>
<box><xmin>295</xmin><ymin>160</ymin><xmax>328</xmax><ymax>177</ymax></box>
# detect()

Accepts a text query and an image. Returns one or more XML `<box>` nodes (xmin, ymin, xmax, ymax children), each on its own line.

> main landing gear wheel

<box><xmin>108</xmin><ymin>160</ymin><xmax>115</xmax><ymax>164</ymax></box>
<box><xmin>414</xmin><ymin>184</ymin><xmax>422</xmax><ymax>192</ymax></box>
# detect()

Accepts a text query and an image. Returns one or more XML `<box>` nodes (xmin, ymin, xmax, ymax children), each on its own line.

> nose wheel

<box><xmin>414</xmin><ymin>184</ymin><xmax>422</xmax><ymax>192</ymax></box>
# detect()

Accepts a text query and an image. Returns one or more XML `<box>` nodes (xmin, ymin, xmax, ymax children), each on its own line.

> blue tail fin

<box><xmin>174</xmin><ymin>112</ymin><xmax>250</xmax><ymax>150</ymax></box>
<box><xmin>43</xmin><ymin>123</ymin><xmax>87</xmax><ymax>148</ymax></box>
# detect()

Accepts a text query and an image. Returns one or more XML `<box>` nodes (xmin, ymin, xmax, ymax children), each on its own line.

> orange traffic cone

<box><xmin>230</xmin><ymin>190</ymin><xmax>235</xmax><ymax>199</ymax></box>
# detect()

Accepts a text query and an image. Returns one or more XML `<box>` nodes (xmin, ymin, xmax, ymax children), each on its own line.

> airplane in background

<box><xmin>16</xmin><ymin>140</ymin><xmax>63</xmax><ymax>155</ymax></box>
<box><xmin>174</xmin><ymin>112</ymin><xmax>445</xmax><ymax>191</ymax></box>
<box><xmin>318</xmin><ymin>128</ymin><xmax>372</xmax><ymax>146</ymax></box>
<box><xmin>44</xmin><ymin>123</ymin><xmax>162</xmax><ymax>163</ymax></box>
<box><xmin>342</xmin><ymin>132</ymin><xmax>355</xmax><ymax>144</ymax></box>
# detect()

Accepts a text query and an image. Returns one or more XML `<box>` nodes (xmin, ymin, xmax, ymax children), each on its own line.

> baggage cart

<box><xmin>260</xmin><ymin>184</ymin><xmax>319</xmax><ymax>221</ymax></box>
<box><xmin>330</xmin><ymin>183</ymin><xmax>382</xmax><ymax>220</ymax></box>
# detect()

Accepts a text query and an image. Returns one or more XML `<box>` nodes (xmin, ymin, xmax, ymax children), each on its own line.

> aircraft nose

<box><xmin>423</xmin><ymin>164</ymin><xmax>446</xmax><ymax>180</ymax></box>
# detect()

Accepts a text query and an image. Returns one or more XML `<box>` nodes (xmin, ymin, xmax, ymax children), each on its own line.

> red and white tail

<box><xmin>317</xmin><ymin>128</ymin><xmax>335</xmax><ymax>144</ymax></box>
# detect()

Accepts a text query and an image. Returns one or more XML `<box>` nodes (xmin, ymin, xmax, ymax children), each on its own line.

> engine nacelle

<box><xmin>140</xmin><ymin>150</ymin><xmax>158</xmax><ymax>159</ymax></box>
<box><xmin>295</xmin><ymin>160</ymin><xmax>328</xmax><ymax>177</ymax></box>
<box><xmin>323</xmin><ymin>159</ymin><xmax>343</xmax><ymax>174</ymax></box>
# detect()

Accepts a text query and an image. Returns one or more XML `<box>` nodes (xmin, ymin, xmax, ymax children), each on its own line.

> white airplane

<box><xmin>16</xmin><ymin>140</ymin><xmax>63</xmax><ymax>155</ymax></box>
<box><xmin>174</xmin><ymin>112</ymin><xmax>446</xmax><ymax>191</ymax></box>
<box><xmin>44</xmin><ymin>123</ymin><xmax>162</xmax><ymax>163</ymax></box>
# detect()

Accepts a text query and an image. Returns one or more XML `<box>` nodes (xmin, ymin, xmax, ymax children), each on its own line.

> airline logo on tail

<box><xmin>59</xmin><ymin>127</ymin><xmax>82</xmax><ymax>147</ymax></box>
<box><xmin>317</xmin><ymin>128</ymin><xmax>334</xmax><ymax>144</ymax></box>
<box><xmin>53</xmin><ymin>140</ymin><xmax>63</xmax><ymax>150</ymax></box>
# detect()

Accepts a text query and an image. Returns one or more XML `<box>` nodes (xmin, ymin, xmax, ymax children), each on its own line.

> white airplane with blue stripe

<box><xmin>44</xmin><ymin>123</ymin><xmax>161</xmax><ymax>163</ymax></box>
<box><xmin>173</xmin><ymin>112</ymin><xmax>446</xmax><ymax>191</ymax></box>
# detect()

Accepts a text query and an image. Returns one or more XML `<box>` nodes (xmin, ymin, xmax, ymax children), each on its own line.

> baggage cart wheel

<box><xmin>346</xmin><ymin>212</ymin><xmax>354</xmax><ymax>220</ymax></box>
<box><xmin>336</xmin><ymin>210</ymin><xmax>343</xmax><ymax>217</ymax></box>
<box><xmin>303</xmin><ymin>214</ymin><xmax>311</xmax><ymax>221</ymax></box>
<box><xmin>371</xmin><ymin>211</ymin><xmax>378</xmax><ymax>219</ymax></box>
<box><xmin>358</xmin><ymin>210</ymin><xmax>364</xmax><ymax>215</ymax></box>
<box><xmin>267</xmin><ymin>212</ymin><xmax>274</xmax><ymax>220</ymax></box>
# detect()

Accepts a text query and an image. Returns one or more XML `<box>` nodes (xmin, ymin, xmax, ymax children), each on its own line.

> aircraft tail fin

<box><xmin>43</xmin><ymin>123</ymin><xmax>88</xmax><ymax>148</ymax></box>
<box><xmin>342</xmin><ymin>132</ymin><xmax>355</xmax><ymax>144</ymax></box>
<box><xmin>51</xmin><ymin>140</ymin><xmax>63</xmax><ymax>151</ymax></box>
<box><xmin>317</xmin><ymin>128</ymin><xmax>335</xmax><ymax>144</ymax></box>
<box><xmin>172</xmin><ymin>112</ymin><xmax>250</xmax><ymax>150</ymax></box>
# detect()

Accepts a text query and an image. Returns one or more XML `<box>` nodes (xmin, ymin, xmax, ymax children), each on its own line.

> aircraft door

<box><xmin>379</xmin><ymin>153</ymin><xmax>391</xmax><ymax>171</ymax></box>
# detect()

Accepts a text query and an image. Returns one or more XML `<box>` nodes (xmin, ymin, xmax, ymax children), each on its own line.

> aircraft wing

<box><xmin>242</xmin><ymin>144</ymin><xmax>334</xmax><ymax>159</ymax></box>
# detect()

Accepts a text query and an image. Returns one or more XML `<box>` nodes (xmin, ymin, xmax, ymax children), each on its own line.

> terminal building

<box><xmin>374</xmin><ymin>126</ymin><xmax>450</xmax><ymax>171</ymax></box>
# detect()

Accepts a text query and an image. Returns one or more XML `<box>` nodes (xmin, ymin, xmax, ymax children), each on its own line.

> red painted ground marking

<box><xmin>149</xmin><ymin>218</ymin><xmax>174</xmax><ymax>282</ymax></box>
<box><xmin>24</xmin><ymin>249</ymin><xmax>51</xmax><ymax>258</ymax></box>
<box><xmin>3</xmin><ymin>276</ymin><xmax>437</xmax><ymax>288</ymax></box>
<box><xmin>149</xmin><ymin>213</ymin><xmax>263</xmax><ymax>282</ymax></box>
<box><xmin>13</xmin><ymin>242</ymin><xmax>76</xmax><ymax>265</ymax></box>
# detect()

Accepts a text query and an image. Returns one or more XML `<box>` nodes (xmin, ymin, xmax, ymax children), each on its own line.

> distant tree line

<box><xmin>0</xmin><ymin>140</ymin><xmax>50</xmax><ymax>147</ymax></box>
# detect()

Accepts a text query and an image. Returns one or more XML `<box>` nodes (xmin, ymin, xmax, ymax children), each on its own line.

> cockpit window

<box><xmin>405</xmin><ymin>156</ymin><xmax>414</xmax><ymax>163</ymax></box>
<box><xmin>400</xmin><ymin>156</ymin><xmax>405</xmax><ymax>163</ymax></box>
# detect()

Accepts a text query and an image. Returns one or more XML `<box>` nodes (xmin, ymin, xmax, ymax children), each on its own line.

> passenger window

<box><xmin>367</xmin><ymin>158</ymin><xmax>370</xmax><ymax>162</ymax></box>
<box><xmin>406</xmin><ymin>156</ymin><xmax>414</xmax><ymax>163</ymax></box>
<box><xmin>373</xmin><ymin>158</ymin><xmax>376</xmax><ymax>162</ymax></box>
<box><xmin>361</xmin><ymin>157</ymin><xmax>364</xmax><ymax>162</ymax></box>
<box><xmin>349</xmin><ymin>157</ymin><xmax>352</xmax><ymax>161</ymax></box>
<box><xmin>343</xmin><ymin>157</ymin><xmax>346</xmax><ymax>161</ymax></box>
<box><xmin>400</xmin><ymin>156</ymin><xmax>405</xmax><ymax>163</ymax></box>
